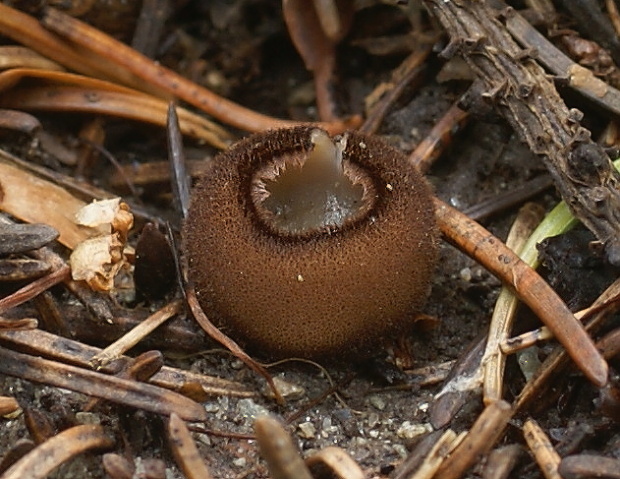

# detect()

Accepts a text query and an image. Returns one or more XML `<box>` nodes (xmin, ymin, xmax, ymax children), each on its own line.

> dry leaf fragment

<box><xmin>70</xmin><ymin>198</ymin><xmax>134</xmax><ymax>291</ymax></box>
<box><xmin>0</xmin><ymin>161</ymin><xmax>101</xmax><ymax>250</ymax></box>
<box><xmin>70</xmin><ymin>235</ymin><xmax>125</xmax><ymax>291</ymax></box>
<box><xmin>75</xmin><ymin>198</ymin><xmax>134</xmax><ymax>240</ymax></box>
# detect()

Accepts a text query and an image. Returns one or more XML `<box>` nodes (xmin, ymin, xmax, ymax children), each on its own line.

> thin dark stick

<box><xmin>167</xmin><ymin>103</ymin><xmax>191</xmax><ymax>220</ymax></box>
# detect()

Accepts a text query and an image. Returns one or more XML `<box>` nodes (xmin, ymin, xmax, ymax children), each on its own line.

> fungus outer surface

<box><xmin>184</xmin><ymin>127</ymin><xmax>438</xmax><ymax>359</ymax></box>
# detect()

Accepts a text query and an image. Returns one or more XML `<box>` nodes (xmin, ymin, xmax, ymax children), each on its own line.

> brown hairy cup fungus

<box><xmin>183</xmin><ymin>126</ymin><xmax>438</xmax><ymax>359</ymax></box>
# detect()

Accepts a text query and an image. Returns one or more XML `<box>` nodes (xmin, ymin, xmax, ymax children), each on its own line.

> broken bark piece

<box><xmin>423</xmin><ymin>0</ymin><xmax>620</xmax><ymax>265</ymax></box>
<box><xmin>0</xmin><ymin>222</ymin><xmax>58</xmax><ymax>255</ymax></box>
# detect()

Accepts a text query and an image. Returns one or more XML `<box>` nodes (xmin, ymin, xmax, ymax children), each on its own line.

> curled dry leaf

<box><xmin>70</xmin><ymin>235</ymin><xmax>125</xmax><ymax>291</ymax></box>
<box><xmin>70</xmin><ymin>198</ymin><xmax>134</xmax><ymax>291</ymax></box>
<box><xmin>74</xmin><ymin>198</ymin><xmax>133</xmax><ymax>241</ymax></box>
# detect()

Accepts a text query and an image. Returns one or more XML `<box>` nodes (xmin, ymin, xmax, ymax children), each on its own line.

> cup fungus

<box><xmin>183</xmin><ymin>126</ymin><xmax>438</xmax><ymax>359</ymax></box>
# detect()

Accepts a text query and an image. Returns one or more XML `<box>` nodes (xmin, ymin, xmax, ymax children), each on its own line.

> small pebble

<box><xmin>75</xmin><ymin>412</ymin><xmax>100</xmax><ymax>425</ymax></box>
<box><xmin>262</xmin><ymin>375</ymin><xmax>305</xmax><ymax>400</ymax></box>
<box><xmin>367</xmin><ymin>412</ymin><xmax>380</xmax><ymax>428</ymax></box>
<box><xmin>396</xmin><ymin>421</ymin><xmax>432</xmax><ymax>440</ymax></box>
<box><xmin>298</xmin><ymin>421</ymin><xmax>316</xmax><ymax>439</ymax></box>
<box><xmin>393</xmin><ymin>444</ymin><xmax>409</xmax><ymax>459</ymax></box>
<box><xmin>369</xmin><ymin>395</ymin><xmax>386</xmax><ymax>410</ymax></box>
<box><xmin>237</xmin><ymin>398</ymin><xmax>269</xmax><ymax>421</ymax></box>
<box><xmin>233</xmin><ymin>457</ymin><xmax>247</xmax><ymax>468</ymax></box>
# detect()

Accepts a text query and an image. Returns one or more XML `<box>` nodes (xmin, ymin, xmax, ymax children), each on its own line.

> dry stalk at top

<box><xmin>423</xmin><ymin>0</ymin><xmax>620</xmax><ymax>265</ymax></box>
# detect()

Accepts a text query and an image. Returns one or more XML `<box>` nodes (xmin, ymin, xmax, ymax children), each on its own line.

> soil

<box><xmin>0</xmin><ymin>1</ymin><xmax>619</xmax><ymax>478</ymax></box>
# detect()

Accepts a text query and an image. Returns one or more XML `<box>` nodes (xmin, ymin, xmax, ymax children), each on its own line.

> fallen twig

<box><xmin>39</xmin><ymin>7</ymin><xmax>359</xmax><ymax>134</ymax></box>
<box><xmin>424</xmin><ymin>0</ymin><xmax>620</xmax><ymax>265</ymax></box>
<box><xmin>0</xmin><ymin>344</ymin><xmax>209</xmax><ymax>421</ymax></box>
<box><xmin>434</xmin><ymin>197</ymin><xmax>608</xmax><ymax>387</ymax></box>
<box><xmin>523</xmin><ymin>419</ymin><xmax>562</xmax><ymax>479</ymax></box>
<box><xmin>1</xmin><ymin>425</ymin><xmax>114</xmax><ymax>479</ymax></box>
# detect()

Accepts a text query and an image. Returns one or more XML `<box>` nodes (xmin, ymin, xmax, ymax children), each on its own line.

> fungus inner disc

<box><xmin>252</xmin><ymin>129</ymin><xmax>373</xmax><ymax>234</ymax></box>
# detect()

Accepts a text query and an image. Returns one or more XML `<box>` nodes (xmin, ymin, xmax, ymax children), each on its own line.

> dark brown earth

<box><xmin>0</xmin><ymin>1</ymin><xmax>619</xmax><ymax>478</ymax></box>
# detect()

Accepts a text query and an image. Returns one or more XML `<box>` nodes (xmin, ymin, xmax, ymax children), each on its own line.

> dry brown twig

<box><xmin>423</xmin><ymin>0</ymin><xmax>620</xmax><ymax>265</ymax></box>
<box><xmin>0</xmin><ymin>425</ymin><xmax>114</xmax><ymax>479</ymax></box>
<box><xmin>0</xmin><ymin>344</ymin><xmax>209</xmax><ymax>422</ymax></box>
<box><xmin>0</xmin><ymin>327</ymin><xmax>252</xmax><ymax>397</ymax></box>
<box><xmin>514</xmin><ymin>275</ymin><xmax>620</xmax><ymax>413</ymax></box>
<box><xmin>186</xmin><ymin>286</ymin><xmax>285</xmax><ymax>405</ymax></box>
<box><xmin>89</xmin><ymin>299</ymin><xmax>182</xmax><ymax>369</ymax></box>
<box><xmin>523</xmin><ymin>419</ymin><xmax>562</xmax><ymax>479</ymax></box>
<box><xmin>168</xmin><ymin>413</ymin><xmax>214</xmax><ymax>479</ymax></box>
<box><xmin>36</xmin><ymin>7</ymin><xmax>359</xmax><ymax>134</ymax></box>
<box><xmin>0</xmin><ymin>68</ymin><xmax>230</xmax><ymax>148</ymax></box>
<box><xmin>434</xmin><ymin>400</ymin><xmax>514</xmax><ymax>479</ymax></box>
<box><xmin>283</xmin><ymin>0</ymin><xmax>354</xmax><ymax>122</ymax></box>
<box><xmin>434</xmin><ymin>198</ymin><xmax>608</xmax><ymax>387</ymax></box>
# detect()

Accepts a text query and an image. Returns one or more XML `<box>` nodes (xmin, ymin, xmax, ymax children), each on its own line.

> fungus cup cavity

<box><xmin>251</xmin><ymin>129</ymin><xmax>375</xmax><ymax>234</ymax></box>
<box><xmin>184</xmin><ymin>127</ymin><xmax>438</xmax><ymax>359</ymax></box>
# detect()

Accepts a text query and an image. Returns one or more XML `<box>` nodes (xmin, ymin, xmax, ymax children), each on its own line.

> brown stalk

<box><xmin>423</xmin><ymin>0</ymin><xmax>620</xmax><ymax>265</ymax></box>
<box><xmin>186</xmin><ymin>286</ymin><xmax>284</xmax><ymax>405</ymax></box>
<box><xmin>434</xmin><ymin>197</ymin><xmax>608</xmax><ymax>387</ymax></box>
<box><xmin>1</xmin><ymin>424</ymin><xmax>114</xmax><ymax>479</ymax></box>
<box><xmin>40</xmin><ymin>7</ymin><xmax>359</xmax><ymax>134</ymax></box>
<box><xmin>168</xmin><ymin>413</ymin><xmax>214</xmax><ymax>479</ymax></box>
<box><xmin>0</xmin><ymin>345</ymin><xmax>209</xmax><ymax>421</ymax></box>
